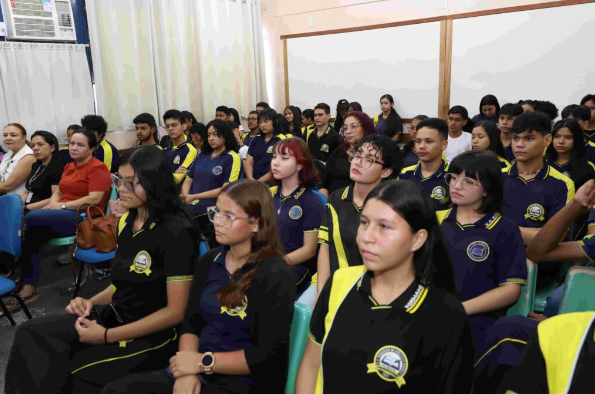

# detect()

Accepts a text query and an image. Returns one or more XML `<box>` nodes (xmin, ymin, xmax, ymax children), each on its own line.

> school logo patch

<box><xmin>320</xmin><ymin>144</ymin><xmax>330</xmax><ymax>153</ymax></box>
<box><xmin>221</xmin><ymin>296</ymin><xmax>248</xmax><ymax>320</ymax></box>
<box><xmin>431</xmin><ymin>186</ymin><xmax>446</xmax><ymax>200</ymax></box>
<box><xmin>289</xmin><ymin>206</ymin><xmax>303</xmax><ymax>220</ymax></box>
<box><xmin>467</xmin><ymin>241</ymin><xmax>490</xmax><ymax>262</ymax></box>
<box><xmin>266</xmin><ymin>146</ymin><xmax>274</xmax><ymax>154</ymax></box>
<box><xmin>212</xmin><ymin>165</ymin><xmax>223</xmax><ymax>175</ymax></box>
<box><xmin>524</xmin><ymin>203</ymin><xmax>545</xmax><ymax>222</ymax></box>
<box><xmin>173</xmin><ymin>155</ymin><xmax>181</xmax><ymax>165</ymax></box>
<box><xmin>129</xmin><ymin>251</ymin><xmax>152</xmax><ymax>276</ymax></box>
<box><xmin>367</xmin><ymin>346</ymin><xmax>408</xmax><ymax>388</ymax></box>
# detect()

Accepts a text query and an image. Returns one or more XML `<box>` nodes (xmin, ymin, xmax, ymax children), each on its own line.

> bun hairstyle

<box><xmin>217</xmin><ymin>180</ymin><xmax>285</xmax><ymax>308</ymax></box>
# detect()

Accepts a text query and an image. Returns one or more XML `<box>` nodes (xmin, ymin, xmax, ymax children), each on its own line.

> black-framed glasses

<box><xmin>348</xmin><ymin>153</ymin><xmax>384</xmax><ymax>169</ymax></box>
<box><xmin>444</xmin><ymin>173</ymin><xmax>482</xmax><ymax>187</ymax></box>
<box><xmin>207</xmin><ymin>206</ymin><xmax>252</xmax><ymax>228</ymax></box>
<box><xmin>247</xmin><ymin>117</ymin><xmax>258</xmax><ymax>122</ymax></box>
<box><xmin>111</xmin><ymin>174</ymin><xmax>140</xmax><ymax>193</ymax></box>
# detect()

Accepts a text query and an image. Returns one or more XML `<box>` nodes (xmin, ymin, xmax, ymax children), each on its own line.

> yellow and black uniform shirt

<box><xmin>111</xmin><ymin>212</ymin><xmax>196</xmax><ymax>323</ymax></box>
<box><xmin>246</xmin><ymin>134</ymin><xmax>286</xmax><ymax>179</ymax></box>
<box><xmin>437</xmin><ymin>208</ymin><xmax>527</xmax><ymax>338</ymax></box>
<box><xmin>136</xmin><ymin>141</ymin><xmax>163</xmax><ymax>150</ymax></box>
<box><xmin>187</xmin><ymin>149</ymin><xmax>242</xmax><ymax>217</ymax></box>
<box><xmin>504</xmin><ymin>312</ymin><xmax>595</xmax><ymax>394</ymax></box>
<box><xmin>180</xmin><ymin>247</ymin><xmax>295</xmax><ymax>392</ymax></box>
<box><xmin>498</xmin><ymin>156</ymin><xmax>511</xmax><ymax>169</ymax></box>
<box><xmin>95</xmin><ymin>138</ymin><xmax>120</xmax><ymax>173</ymax></box>
<box><xmin>318</xmin><ymin>184</ymin><xmax>363</xmax><ymax>276</ymax></box>
<box><xmin>310</xmin><ymin>266</ymin><xmax>474</xmax><ymax>393</ymax></box>
<box><xmin>162</xmin><ymin>137</ymin><xmax>198</xmax><ymax>184</ymax></box>
<box><xmin>305</xmin><ymin>125</ymin><xmax>340</xmax><ymax>162</ymax></box>
<box><xmin>271</xmin><ymin>186</ymin><xmax>324</xmax><ymax>287</ymax></box>
<box><xmin>586</xmin><ymin>140</ymin><xmax>595</xmax><ymax>163</ymax></box>
<box><xmin>503</xmin><ymin>143</ymin><xmax>515</xmax><ymax>162</ymax></box>
<box><xmin>242</xmin><ymin>132</ymin><xmax>258</xmax><ymax>147</ymax></box>
<box><xmin>502</xmin><ymin>163</ymin><xmax>574</xmax><ymax>228</ymax></box>
<box><xmin>399</xmin><ymin>159</ymin><xmax>449</xmax><ymax>208</ymax></box>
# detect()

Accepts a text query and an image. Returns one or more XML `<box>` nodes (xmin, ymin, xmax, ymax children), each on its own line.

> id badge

<box><xmin>26</xmin><ymin>193</ymin><xmax>33</xmax><ymax>203</ymax></box>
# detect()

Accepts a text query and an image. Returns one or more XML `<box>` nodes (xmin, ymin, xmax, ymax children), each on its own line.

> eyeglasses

<box><xmin>248</xmin><ymin>117</ymin><xmax>258</xmax><ymax>122</ymax></box>
<box><xmin>112</xmin><ymin>174</ymin><xmax>140</xmax><ymax>193</ymax></box>
<box><xmin>349</xmin><ymin>153</ymin><xmax>384</xmax><ymax>169</ymax></box>
<box><xmin>444</xmin><ymin>173</ymin><xmax>482</xmax><ymax>188</ymax></box>
<box><xmin>207</xmin><ymin>206</ymin><xmax>252</xmax><ymax>228</ymax></box>
<box><xmin>340</xmin><ymin>123</ymin><xmax>361</xmax><ymax>133</ymax></box>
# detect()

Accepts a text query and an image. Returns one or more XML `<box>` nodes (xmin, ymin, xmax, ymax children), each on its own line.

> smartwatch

<box><xmin>61</xmin><ymin>204</ymin><xmax>67</xmax><ymax>210</ymax></box>
<box><xmin>199</xmin><ymin>352</ymin><xmax>215</xmax><ymax>375</ymax></box>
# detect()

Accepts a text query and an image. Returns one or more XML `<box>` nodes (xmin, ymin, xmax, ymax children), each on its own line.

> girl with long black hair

<box><xmin>333</xmin><ymin>99</ymin><xmax>349</xmax><ymax>132</ymax></box>
<box><xmin>472</xmin><ymin>121</ymin><xmax>511</xmax><ymax>168</ymax></box>
<box><xmin>284</xmin><ymin>105</ymin><xmax>303</xmax><ymax>138</ymax></box>
<box><xmin>373</xmin><ymin>94</ymin><xmax>403</xmax><ymax>139</ymax></box>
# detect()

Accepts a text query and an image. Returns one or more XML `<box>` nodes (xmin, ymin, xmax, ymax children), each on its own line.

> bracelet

<box><xmin>104</xmin><ymin>328</ymin><xmax>109</xmax><ymax>344</ymax></box>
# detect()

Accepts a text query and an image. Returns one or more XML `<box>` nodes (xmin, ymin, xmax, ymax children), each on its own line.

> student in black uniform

<box><xmin>373</xmin><ymin>94</ymin><xmax>403</xmax><ymax>139</ymax></box>
<box><xmin>228</xmin><ymin>108</ymin><xmax>241</xmax><ymax>128</ymax></box>
<box><xmin>245</xmin><ymin>108</ymin><xmax>286</xmax><ymax>182</ymax></box>
<box><xmin>60</xmin><ymin>124</ymin><xmax>80</xmax><ymax>163</ymax></box>
<box><xmin>317</xmin><ymin>135</ymin><xmax>402</xmax><ymax>295</ymax></box>
<box><xmin>162</xmin><ymin>109</ymin><xmax>197</xmax><ymax>184</ymax></box>
<box><xmin>402</xmin><ymin>115</ymin><xmax>428</xmax><ymax>167</ymax></box>
<box><xmin>284</xmin><ymin>105</ymin><xmax>303</xmax><ymax>138</ymax></box>
<box><xmin>580</xmin><ymin>94</ymin><xmax>595</xmax><ymax>138</ymax></box>
<box><xmin>243</xmin><ymin>110</ymin><xmax>260</xmax><ymax>147</ymax></box>
<box><xmin>4</xmin><ymin>146</ymin><xmax>197</xmax><ymax>394</ymax></box>
<box><xmin>438</xmin><ymin>150</ymin><xmax>526</xmax><ymax>354</ymax></box>
<box><xmin>472</xmin><ymin>121</ymin><xmax>511</xmax><ymax>168</ymax></box>
<box><xmin>301</xmin><ymin>108</ymin><xmax>315</xmax><ymax>136</ymax></box>
<box><xmin>102</xmin><ymin>179</ymin><xmax>295</xmax><ymax>394</ymax></box>
<box><xmin>305</xmin><ymin>103</ymin><xmax>340</xmax><ymax>163</ymax></box>
<box><xmin>472</xmin><ymin>94</ymin><xmax>500</xmax><ymax>124</ymax></box>
<box><xmin>255</xmin><ymin>101</ymin><xmax>270</xmax><ymax>112</ymax></box>
<box><xmin>215</xmin><ymin>106</ymin><xmax>231</xmax><ymax>121</ymax></box>
<box><xmin>181</xmin><ymin>110</ymin><xmax>198</xmax><ymax>131</ymax></box>
<box><xmin>134</xmin><ymin>113</ymin><xmax>161</xmax><ymax>147</ymax></box>
<box><xmin>188</xmin><ymin>122</ymin><xmax>208</xmax><ymax>153</ymax></box>
<box><xmin>499</xmin><ymin>103</ymin><xmax>524</xmax><ymax>162</ymax></box>
<box><xmin>271</xmin><ymin>137</ymin><xmax>324</xmax><ymax>292</ymax></box>
<box><xmin>333</xmin><ymin>99</ymin><xmax>349</xmax><ymax>132</ymax></box>
<box><xmin>277</xmin><ymin>113</ymin><xmax>293</xmax><ymax>138</ymax></box>
<box><xmin>561</xmin><ymin>104</ymin><xmax>591</xmax><ymax>134</ymax></box>
<box><xmin>348</xmin><ymin>102</ymin><xmax>363</xmax><ymax>114</ymax></box>
<box><xmin>81</xmin><ymin>114</ymin><xmax>120</xmax><ymax>173</ymax></box>
<box><xmin>297</xmin><ymin>180</ymin><xmax>474</xmax><ymax>394</ymax></box>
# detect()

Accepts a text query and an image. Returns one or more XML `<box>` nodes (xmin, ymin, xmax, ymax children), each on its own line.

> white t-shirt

<box><xmin>238</xmin><ymin>145</ymin><xmax>249</xmax><ymax>161</ymax></box>
<box><xmin>0</xmin><ymin>145</ymin><xmax>34</xmax><ymax>195</ymax></box>
<box><xmin>445</xmin><ymin>132</ymin><xmax>472</xmax><ymax>164</ymax></box>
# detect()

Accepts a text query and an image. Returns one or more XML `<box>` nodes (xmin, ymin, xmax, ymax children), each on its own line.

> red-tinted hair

<box><xmin>271</xmin><ymin>138</ymin><xmax>319</xmax><ymax>188</ymax></box>
<box><xmin>338</xmin><ymin>111</ymin><xmax>376</xmax><ymax>155</ymax></box>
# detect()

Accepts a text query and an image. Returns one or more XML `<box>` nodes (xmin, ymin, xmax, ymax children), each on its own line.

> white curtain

<box><xmin>87</xmin><ymin>0</ymin><xmax>269</xmax><ymax>131</ymax></box>
<box><xmin>0</xmin><ymin>42</ymin><xmax>94</xmax><ymax>142</ymax></box>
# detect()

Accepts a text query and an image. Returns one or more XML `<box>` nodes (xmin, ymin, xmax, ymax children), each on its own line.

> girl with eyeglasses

<box><xmin>318</xmin><ymin>111</ymin><xmax>377</xmax><ymax>197</ymax></box>
<box><xmin>101</xmin><ymin>180</ymin><xmax>295</xmax><ymax>394</ymax></box>
<box><xmin>5</xmin><ymin>146</ymin><xmax>198</xmax><ymax>394</ymax></box>
<box><xmin>437</xmin><ymin>150</ymin><xmax>527</xmax><ymax>355</ymax></box>
<box><xmin>316</xmin><ymin>135</ymin><xmax>402</xmax><ymax>297</ymax></box>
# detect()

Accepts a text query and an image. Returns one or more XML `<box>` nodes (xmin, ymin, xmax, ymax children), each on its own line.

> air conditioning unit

<box><xmin>1</xmin><ymin>0</ymin><xmax>76</xmax><ymax>42</ymax></box>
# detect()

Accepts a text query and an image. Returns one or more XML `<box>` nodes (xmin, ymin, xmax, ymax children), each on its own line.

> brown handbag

<box><xmin>76</xmin><ymin>205</ymin><xmax>119</xmax><ymax>252</ymax></box>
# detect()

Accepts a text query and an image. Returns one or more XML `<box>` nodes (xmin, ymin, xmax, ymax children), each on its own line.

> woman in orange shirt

<box><xmin>12</xmin><ymin>128</ymin><xmax>111</xmax><ymax>307</ymax></box>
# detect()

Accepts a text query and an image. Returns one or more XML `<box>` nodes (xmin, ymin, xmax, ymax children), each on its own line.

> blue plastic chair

<box><xmin>199</xmin><ymin>240</ymin><xmax>209</xmax><ymax>257</ymax></box>
<box><xmin>507</xmin><ymin>259</ymin><xmax>537</xmax><ymax>317</ymax></box>
<box><xmin>558</xmin><ymin>267</ymin><xmax>595</xmax><ymax>314</ymax></box>
<box><xmin>285</xmin><ymin>302</ymin><xmax>313</xmax><ymax>394</ymax></box>
<box><xmin>0</xmin><ymin>277</ymin><xmax>33</xmax><ymax>326</ymax></box>
<box><xmin>312</xmin><ymin>190</ymin><xmax>328</xmax><ymax>207</ymax></box>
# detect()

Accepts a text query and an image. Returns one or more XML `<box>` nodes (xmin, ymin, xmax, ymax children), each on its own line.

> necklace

<box><xmin>518</xmin><ymin>169</ymin><xmax>540</xmax><ymax>175</ymax></box>
<box><xmin>27</xmin><ymin>163</ymin><xmax>49</xmax><ymax>187</ymax></box>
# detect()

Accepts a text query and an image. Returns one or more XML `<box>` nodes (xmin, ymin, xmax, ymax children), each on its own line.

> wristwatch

<box><xmin>61</xmin><ymin>204</ymin><xmax>66</xmax><ymax>210</ymax></box>
<box><xmin>199</xmin><ymin>352</ymin><xmax>215</xmax><ymax>375</ymax></box>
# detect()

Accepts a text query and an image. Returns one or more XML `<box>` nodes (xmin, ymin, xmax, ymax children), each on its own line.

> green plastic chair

<box><xmin>558</xmin><ymin>266</ymin><xmax>595</xmax><ymax>314</ymax></box>
<box><xmin>533</xmin><ymin>262</ymin><xmax>571</xmax><ymax>313</ymax></box>
<box><xmin>507</xmin><ymin>259</ymin><xmax>537</xmax><ymax>317</ymax></box>
<box><xmin>285</xmin><ymin>302</ymin><xmax>313</xmax><ymax>394</ymax></box>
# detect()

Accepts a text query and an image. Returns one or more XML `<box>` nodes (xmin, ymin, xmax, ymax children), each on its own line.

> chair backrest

<box><xmin>105</xmin><ymin>185</ymin><xmax>119</xmax><ymax>216</ymax></box>
<box><xmin>0</xmin><ymin>195</ymin><xmax>22</xmax><ymax>258</ymax></box>
<box><xmin>285</xmin><ymin>302</ymin><xmax>313</xmax><ymax>394</ymax></box>
<box><xmin>199</xmin><ymin>241</ymin><xmax>209</xmax><ymax>257</ymax></box>
<box><xmin>558</xmin><ymin>266</ymin><xmax>595</xmax><ymax>314</ymax></box>
<box><xmin>507</xmin><ymin>259</ymin><xmax>537</xmax><ymax>317</ymax></box>
<box><xmin>311</xmin><ymin>190</ymin><xmax>328</xmax><ymax>208</ymax></box>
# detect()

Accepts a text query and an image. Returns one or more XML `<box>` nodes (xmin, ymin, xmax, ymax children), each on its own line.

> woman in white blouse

<box><xmin>0</xmin><ymin>123</ymin><xmax>35</xmax><ymax>196</ymax></box>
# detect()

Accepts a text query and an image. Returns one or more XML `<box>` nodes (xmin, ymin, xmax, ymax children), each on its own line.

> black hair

<box><xmin>364</xmin><ymin>180</ymin><xmax>457</xmax><ymax>292</ymax></box>
<box><xmin>478</xmin><ymin>94</ymin><xmax>501</xmax><ymax>115</ymax></box>
<box><xmin>379</xmin><ymin>94</ymin><xmax>404</xmax><ymax>137</ymax></box>
<box><xmin>67</xmin><ymin>124</ymin><xmax>81</xmax><ymax>131</ymax></box>
<box><xmin>448</xmin><ymin>105</ymin><xmax>469</xmax><ymax>119</ymax></box>
<box><xmin>500</xmin><ymin>103</ymin><xmax>524</xmax><ymax>118</ymax></box>
<box><xmin>203</xmin><ymin>119</ymin><xmax>240</xmax><ymax>154</ymax></box>
<box><xmin>403</xmin><ymin>115</ymin><xmax>429</xmax><ymax>153</ymax></box>
<box><xmin>228</xmin><ymin>108</ymin><xmax>241</xmax><ymax>124</ymax></box>
<box><xmin>258</xmin><ymin>108</ymin><xmax>284</xmax><ymax>136</ymax></box>
<box><xmin>133</xmin><ymin>113</ymin><xmax>159</xmax><ymax>143</ymax></box>
<box><xmin>80</xmin><ymin>115</ymin><xmax>108</xmax><ymax>139</ymax></box>
<box><xmin>518</xmin><ymin>100</ymin><xmax>538</xmax><ymax>111</ymax></box>
<box><xmin>226</xmin><ymin>121</ymin><xmax>240</xmax><ymax>130</ymax></box>
<box><xmin>314</xmin><ymin>103</ymin><xmax>331</xmax><ymax>115</ymax></box>
<box><xmin>561</xmin><ymin>104</ymin><xmax>590</xmax><ymax>122</ymax></box>
<box><xmin>349</xmin><ymin>102</ymin><xmax>363</xmax><ymax>112</ymax></box>
<box><xmin>474</xmin><ymin>121</ymin><xmax>505</xmax><ymax>158</ymax></box>
<box><xmin>512</xmin><ymin>111</ymin><xmax>552</xmax><ymax>135</ymax></box>
<box><xmin>31</xmin><ymin>130</ymin><xmax>61</xmax><ymax>160</ymax></box>
<box><xmin>448</xmin><ymin>150</ymin><xmax>504</xmax><ymax>214</ymax></box>
<box><xmin>215</xmin><ymin>106</ymin><xmax>231</xmax><ymax>116</ymax></box>
<box><xmin>284</xmin><ymin>106</ymin><xmax>302</xmax><ymax>134</ymax></box>
<box><xmin>163</xmin><ymin>109</ymin><xmax>185</xmax><ymax>124</ymax></box>
<box><xmin>188</xmin><ymin>122</ymin><xmax>207</xmax><ymax>142</ymax></box>
<box><xmin>181</xmin><ymin>111</ymin><xmax>198</xmax><ymax>125</ymax></box>
<box><xmin>276</xmin><ymin>114</ymin><xmax>291</xmax><ymax>135</ymax></box>
<box><xmin>256</xmin><ymin>102</ymin><xmax>270</xmax><ymax>110</ymax></box>
<box><xmin>536</xmin><ymin>101</ymin><xmax>559</xmax><ymax>121</ymax></box>
<box><xmin>416</xmin><ymin>117</ymin><xmax>449</xmax><ymax>140</ymax></box>
<box><xmin>580</xmin><ymin>94</ymin><xmax>595</xmax><ymax>106</ymax></box>
<box><xmin>546</xmin><ymin>119</ymin><xmax>594</xmax><ymax>189</ymax></box>
<box><xmin>334</xmin><ymin>99</ymin><xmax>350</xmax><ymax>131</ymax></box>
<box><xmin>302</xmin><ymin>109</ymin><xmax>314</xmax><ymax>121</ymax></box>
<box><xmin>249</xmin><ymin>110</ymin><xmax>259</xmax><ymax>117</ymax></box>
<box><xmin>72</xmin><ymin>127</ymin><xmax>98</xmax><ymax>149</ymax></box>
<box><xmin>353</xmin><ymin>134</ymin><xmax>403</xmax><ymax>177</ymax></box>
<box><xmin>120</xmin><ymin>146</ymin><xmax>198</xmax><ymax>235</ymax></box>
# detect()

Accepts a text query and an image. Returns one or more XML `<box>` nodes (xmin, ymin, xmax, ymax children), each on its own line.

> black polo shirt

<box><xmin>399</xmin><ymin>159</ymin><xmax>449</xmax><ymax>209</ymax></box>
<box><xmin>318</xmin><ymin>184</ymin><xmax>363</xmax><ymax>276</ymax></box>
<box><xmin>25</xmin><ymin>156</ymin><xmax>65</xmax><ymax>205</ymax></box>
<box><xmin>111</xmin><ymin>212</ymin><xmax>196</xmax><ymax>323</ymax></box>
<box><xmin>310</xmin><ymin>266</ymin><xmax>474</xmax><ymax>393</ymax></box>
<box><xmin>320</xmin><ymin>149</ymin><xmax>352</xmax><ymax>194</ymax></box>
<box><xmin>306</xmin><ymin>125</ymin><xmax>340</xmax><ymax>162</ymax></box>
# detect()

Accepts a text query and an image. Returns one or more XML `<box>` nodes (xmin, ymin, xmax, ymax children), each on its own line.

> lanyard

<box><xmin>27</xmin><ymin>163</ymin><xmax>48</xmax><ymax>189</ymax></box>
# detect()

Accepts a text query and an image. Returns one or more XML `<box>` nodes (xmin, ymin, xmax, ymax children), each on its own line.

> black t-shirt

<box><xmin>306</xmin><ymin>126</ymin><xmax>340</xmax><ymax>162</ymax></box>
<box><xmin>25</xmin><ymin>156</ymin><xmax>65</xmax><ymax>204</ymax></box>
<box><xmin>321</xmin><ymin>149</ymin><xmax>352</xmax><ymax>194</ymax></box>
<box><xmin>111</xmin><ymin>212</ymin><xmax>197</xmax><ymax>323</ymax></box>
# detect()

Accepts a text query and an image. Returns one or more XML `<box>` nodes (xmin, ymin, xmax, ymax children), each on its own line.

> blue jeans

<box><xmin>20</xmin><ymin>209</ymin><xmax>79</xmax><ymax>285</ymax></box>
